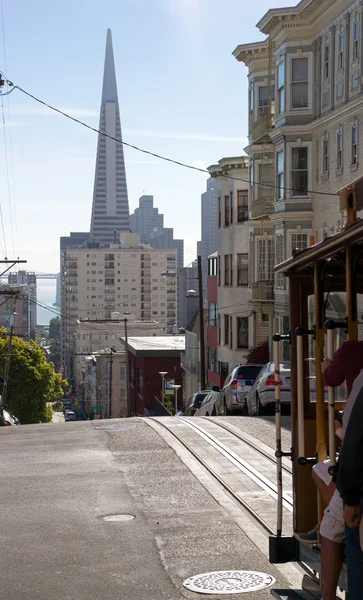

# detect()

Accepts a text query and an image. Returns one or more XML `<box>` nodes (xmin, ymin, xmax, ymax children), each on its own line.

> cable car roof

<box><xmin>274</xmin><ymin>219</ymin><xmax>363</xmax><ymax>275</ymax></box>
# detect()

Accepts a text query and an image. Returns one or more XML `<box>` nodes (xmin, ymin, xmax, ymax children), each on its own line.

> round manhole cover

<box><xmin>103</xmin><ymin>514</ymin><xmax>135</xmax><ymax>522</ymax></box>
<box><xmin>95</xmin><ymin>424</ymin><xmax>137</xmax><ymax>431</ymax></box>
<box><xmin>183</xmin><ymin>570</ymin><xmax>275</xmax><ymax>594</ymax></box>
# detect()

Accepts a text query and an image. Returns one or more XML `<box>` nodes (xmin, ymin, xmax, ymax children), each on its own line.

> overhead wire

<box><xmin>0</xmin><ymin>76</ymin><xmax>339</xmax><ymax>199</ymax></box>
<box><xmin>0</xmin><ymin>2</ymin><xmax>18</xmax><ymax>258</ymax></box>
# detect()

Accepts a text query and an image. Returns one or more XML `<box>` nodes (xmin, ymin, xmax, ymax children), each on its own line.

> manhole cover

<box><xmin>103</xmin><ymin>514</ymin><xmax>135</xmax><ymax>522</ymax></box>
<box><xmin>183</xmin><ymin>570</ymin><xmax>275</xmax><ymax>594</ymax></box>
<box><xmin>95</xmin><ymin>424</ymin><xmax>136</xmax><ymax>431</ymax></box>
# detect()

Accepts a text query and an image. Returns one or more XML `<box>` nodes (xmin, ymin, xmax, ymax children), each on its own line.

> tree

<box><xmin>0</xmin><ymin>329</ymin><xmax>65</xmax><ymax>424</ymax></box>
<box><xmin>48</xmin><ymin>338</ymin><xmax>61</xmax><ymax>372</ymax></box>
<box><xmin>49</xmin><ymin>317</ymin><xmax>60</xmax><ymax>341</ymax></box>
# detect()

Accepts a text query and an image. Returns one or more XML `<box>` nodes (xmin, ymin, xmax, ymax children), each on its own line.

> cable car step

<box><xmin>270</xmin><ymin>590</ymin><xmax>316</xmax><ymax>600</ymax></box>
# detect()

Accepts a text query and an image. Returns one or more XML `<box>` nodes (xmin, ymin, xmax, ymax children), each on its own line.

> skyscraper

<box><xmin>197</xmin><ymin>177</ymin><xmax>218</xmax><ymax>299</ymax></box>
<box><xmin>90</xmin><ymin>29</ymin><xmax>130</xmax><ymax>243</ymax></box>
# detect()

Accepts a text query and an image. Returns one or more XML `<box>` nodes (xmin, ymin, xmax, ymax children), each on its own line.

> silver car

<box><xmin>246</xmin><ymin>361</ymin><xmax>291</xmax><ymax>416</ymax></box>
<box><xmin>216</xmin><ymin>364</ymin><xmax>264</xmax><ymax>415</ymax></box>
<box><xmin>194</xmin><ymin>390</ymin><xmax>220</xmax><ymax>416</ymax></box>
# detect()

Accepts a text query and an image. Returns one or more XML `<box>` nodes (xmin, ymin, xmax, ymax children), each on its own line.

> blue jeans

<box><xmin>345</xmin><ymin>499</ymin><xmax>363</xmax><ymax>600</ymax></box>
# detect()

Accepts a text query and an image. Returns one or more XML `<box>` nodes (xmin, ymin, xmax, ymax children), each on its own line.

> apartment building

<box><xmin>206</xmin><ymin>252</ymin><xmax>226</xmax><ymax>389</ymax></box>
<box><xmin>208</xmin><ymin>157</ymin><xmax>250</xmax><ymax>375</ymax></box>
<box><xmin>61</xmin><ymin>232</ymin><xmax>177</xmax><ymax>381</ymax></box>
<box><xmin>73</xmin><ymin>318</ymin><xmax>163</xmax><ymax>395</ymax></box>
<box><xmin>234</xmin><ymin>0</ymin><xmax>363</xmax><ymax>352</ymax></box>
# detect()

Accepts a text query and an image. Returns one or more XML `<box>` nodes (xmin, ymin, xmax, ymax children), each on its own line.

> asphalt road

<box><xmin>0</xmin><ymin>418</ymin><xmax>294</xmax><ymax>600</ymax></box>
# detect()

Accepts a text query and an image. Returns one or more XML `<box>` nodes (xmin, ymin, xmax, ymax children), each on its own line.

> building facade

<box><xmin>234</xmin><ymin>0</ymin><xmax>363</xmax><ymax>353</ymax></box>
<box><xmin>208</xmin><ymin>157</ymin><xmax>250</xmax><ymax>376</ymax></box>
<box><xmin>206</xmin><ymin>252</ymin><xmax>226</xmax><ymax>389</ymax></box>
<box><xmin>61</xmin><ymin>232</ymin><xmax>177</xmax><ymax>381</ymax></box>
<box><xmin>197</xmin><ymin>177</ymin><xmax>219</xmax><ymax>300</ymax></box>
<box><xmin>89</xmin><ymin>29</ymin><xmax>130</xmax><ymax>243</ymax></box>
<box><xmin>8</xmin><ymin>271</ymin><xmax>37</xmax><ymax>339</ymax></box>
<box><xmin>125</xmin><ymin>336</ymin><xmax>185</xmax><ymax>415</ymax></box>
<box><xmin>130</xmin><ymin>194</ymin><xmax>184</xmax><ymax>328</ymax></box>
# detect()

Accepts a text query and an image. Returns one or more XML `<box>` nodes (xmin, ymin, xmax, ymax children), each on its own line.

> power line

<box><xmin>1</xmin><ymin>77</ymin><xmax>338</xmax><ymax>199</ymax></box>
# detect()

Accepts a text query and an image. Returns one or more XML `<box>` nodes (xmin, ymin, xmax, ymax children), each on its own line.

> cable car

<box><xmin>269</xmin><ymin>174</ymin><xmax>363</xmax><ymax>599</ymax></box>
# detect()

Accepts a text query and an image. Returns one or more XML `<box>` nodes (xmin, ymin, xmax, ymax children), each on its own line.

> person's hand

<box><xmin>344</xmin><ymin>504</ymin><xmax>361</xmax><ymax>528</ymax></box>
<box><xmin>321</xmin><ymin>357</ymin><xmax>332</xmax><ymax>373</ymax></box>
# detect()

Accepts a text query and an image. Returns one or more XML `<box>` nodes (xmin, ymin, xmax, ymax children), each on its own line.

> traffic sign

<box><xmin>90</xmin><ymin>405</ymin><xmax>104</xmax><ymax>410</ymax></box>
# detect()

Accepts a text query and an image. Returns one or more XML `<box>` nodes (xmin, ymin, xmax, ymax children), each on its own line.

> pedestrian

<box><xmin>336</xmin><ymin>384</ymin><xmax>363</xmax><ymax>600</ymax></box>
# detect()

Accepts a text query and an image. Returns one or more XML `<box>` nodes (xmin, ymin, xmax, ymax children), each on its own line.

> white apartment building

<box><xmin>61</xmin><ymin>232</ymin><xmax>177</xmax><ymax>382</ymax></box>
<box><xmin>234</xmin><ymin>0</ymin><xmax>363</xmax><ymax>357</ymax></box>
<box><xmin>208</xmin><ymin>157</ymin><xmax>250</xmax><ymax>374</ymax></box>
<box><xmin>73</xmin><ymin>318</ymin><xmax>163</xmax><ymax>395</ymax></box>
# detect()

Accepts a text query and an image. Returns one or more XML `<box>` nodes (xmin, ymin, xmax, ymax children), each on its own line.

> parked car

<box><xmin>65</xmin><ymin>410</ymin><xmax>76</xmax><ymax>422</ymax></box>
<box><xmin>216</xmin><ymin>364</ymin><xmax>264</xmax><ymax>415</ymax></box>
<box><xmin>245</xmin><ymin>361</ymin><xmax>291</xmax><ymax>416</ymax></box>
<box><xmin>183</xmin><ymin>391</ymin><xmax>210</xmax><ymax>416</ymax></box>
<box><xmin>194</xmin><ymin>389</ymin><xmax>220</xmax><ymax>416</ymax></box>
<box><xmin>0</xmin><ymin>407</ymin><xmax>16</xmax><ymax>426</ymax></box>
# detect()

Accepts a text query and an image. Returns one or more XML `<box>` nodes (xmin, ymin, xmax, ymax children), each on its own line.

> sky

<box><xmin>0</xmin><ymin>0</ymin><xmax>293</xmax><ymax>274</ymax></box>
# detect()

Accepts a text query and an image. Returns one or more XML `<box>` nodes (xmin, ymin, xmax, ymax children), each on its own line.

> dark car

<box><xmin>184</xmin><ymin>391</ymin><xmax>210</xmax><ymax>416</ymax></box>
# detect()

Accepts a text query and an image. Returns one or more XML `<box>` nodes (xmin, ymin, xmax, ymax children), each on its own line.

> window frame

<box><xmin>338</xmin><ymin>28</ymin><xmax>344</xmax><ymax>71</ymax></box>
<box><xmin>208</xmin><ymin>302</ymin><xmax>217</xmax><ymax>327</ymax></box>
<box><xmin>224</xmin><ymin>315</ymin><xmax>229</xmax><ymax>346</ymax></box>
<box><xmin>322</xmin><ymin>134</ymin><xmax>329</xmax><ymax>176</ymax></box>
<box><xmin>230</xmin><ymin>191</ymin><xmax>233</xmax><ymax>225</ymax></box>
<box><xmin>275</xmin><ymin>233</ymin><xmax>284</xmax><ymax>289</ymax></box>
<box><xmin>276</xmin><ymin>149</ymin><xmax>285</xmax><ymax>201</ymax></box>
<box><xmin>324</xmin><ymin>40</ymin><xmax>330</xmax><ymax>79</ymax></box>
<box><xmin>237</xmin><ymin>316</ymin><xmax>249</xmax><ymax>349</ymax></box>
<box><xmin>224</xmin><ymin>195</ymin><xmax>230</xmax><ymax>227</ymax></box>
<box><xmin>256</xmin><ymin>237</ymin><xmax>273</xmax><ymax>282</ymax></box>
<box><xmin>351</xmin><ymin>118</ymin><xmax>359</xmax><ymax>168</ymax></box>
<box><xmin>224</xmin><ymin>254</ymin><xmax>230</xmax><ymax>286</ymax></box>
<box><xmin>277</xmin><ymin>59</ymin><xmax>285</xmax><ymax>115</ymax></box>
<box><xmin>291</xmin><ymin>232</ymin><xmax>308</xmax><ymax>253</ymax></box>
<box><xmin>218</xmin><ymin>197</ymin><xmax>221</xmax><ymax>228</ymax></box>
<box><xmin>337</xmin><ymin>126</ymin><xmax>343</xmax><ymax>170</ymax></box>
<box><xmin>291</xmin><ymin>57</ymin><xmax>309</xmax><ymax>109</ymax></box>
<box><xmin>237</xmin><ymin>254</ymin><xmax>248</xmax><ymax>286</ymax></box>
<box><xmin>237</xmin><ymin>190</ymin><xmax>248</xmax><ymax>222</ymax></box>
<box><xmin>353</xmin><ymin>17</ymin><xmax>359</xmax><ymax>62</ymax></box>
<box><xmin>291</xmin><ymin>146</ymin><xmax>308</xmax><ymax>197</ymax></box>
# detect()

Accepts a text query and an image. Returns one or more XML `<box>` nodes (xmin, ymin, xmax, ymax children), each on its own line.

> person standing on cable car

<box><xmin>336</xmin><ymin>385</ymin><xmax>363</xmax><ymax>600</ymax></box>
<box><xmin>321</xmin><ymin>339</ymin><xmax>363</xmax><ymax>394</ymax></box>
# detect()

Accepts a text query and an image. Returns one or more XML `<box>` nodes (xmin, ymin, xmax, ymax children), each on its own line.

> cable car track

<box><xmin>198</xmin><ymin>416</ymin><xmax>293</xmax><ymax>476</ymax></box>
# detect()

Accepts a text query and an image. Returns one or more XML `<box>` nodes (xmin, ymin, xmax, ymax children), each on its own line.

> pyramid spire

<box><xmin>90</xmin><ymin>29</ymin><xmax>130</xmax><ymax>244</ymax></box>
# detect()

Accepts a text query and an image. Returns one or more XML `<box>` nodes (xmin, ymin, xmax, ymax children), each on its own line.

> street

<box><xmin>0</xmin><ymin>418</ymin><xmax>296</xmax><ymax>600</ymax></box>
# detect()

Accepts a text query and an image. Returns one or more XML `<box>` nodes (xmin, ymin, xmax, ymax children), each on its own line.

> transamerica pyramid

<box><xmin>90</xmin><ymin>29</ymin><xmax>130</xmax><ymax>243</ymax></box>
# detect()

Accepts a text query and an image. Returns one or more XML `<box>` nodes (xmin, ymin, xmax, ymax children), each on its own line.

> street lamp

<box><xmin>171</xmin><ymin>384</ymin><xmax>181</xmax><ymax>411</ymax></box>
<box><xmin>159</xmin><ymin>372</ymin><xmax>168</xmax><ymax>405</ymax></box>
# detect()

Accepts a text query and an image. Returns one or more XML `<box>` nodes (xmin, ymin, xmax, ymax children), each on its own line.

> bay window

<box><xmin>277</xmin><ymin>60</ymin><xmax>285</xmax><ymax>114</ymax></box>
<box><xmin>291</xmin><ymin>57</ymin><xmax>308</xmax><ymax>109</ymax></box>
<box><xmin>276</xmin><ymin>150</ymin><xmax>285</xmax><ymax>200</ymax></box>
<box><xmin>291</xmin><ymin>147</ymin><xmax>308</xmax><ymax>196</ymax></box>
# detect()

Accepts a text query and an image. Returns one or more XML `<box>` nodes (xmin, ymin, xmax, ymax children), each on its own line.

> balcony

<box><xmin>251</xmin><ymin>281</ymin><xmax>274</xmax><ymax>301</ymax></box>
<box><xmin>251</xmin><ymin>197</ymin><xmax>274</xmax><ymax>219</ymax></box>
<box><xmin>251</xmin><ymin>104</ymin><xmax>274</xmax><ymax>143</ymax></box>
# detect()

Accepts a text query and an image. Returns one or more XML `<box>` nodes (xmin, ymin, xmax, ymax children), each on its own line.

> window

<box><xmin>291</xmin><ymin>147</ymin><xmax>308</xmax><ymax>196</ymax></box>
<box><xmin>237</xmin><ymin>191</ymin><xmax>248</xmax><ymax>222</ymax></box>
<box><xmin>353</xmin><ymin>17</ymin><xmax>359</xmax><ymax>62</ymax></box>
<box><xmin>337</xmin><ymin>81</ymin><xmax>343</xmax><ymax>98</ymax></box>
<box><xmin>276</xmin><ymin>150</ymin><xmax>285</xmax><ymax>200</ymax></box>
<box><xmin>258</xmin><ymin>86</ymin><xmax>269</xmax><ymax>117</ymax></box>
<box><xmin>337</xmin><ymin>127</ymin><xmax>343</xmax><ymax>170</ymax></box>
<box><xmin>352</xmin><ymin>118</ymin><xmax>358</xmax><ymax>167</ymax></box>
<box><xmin>208</xmin><ymin>303</ymin><xmax>217</xmax><ymax>326</ymax></box>
<box><xmin>275</xmin><ymin>233</ymin><xmax>284</xmax><ymax>289</ymax></box>
<box><xmin>237</xmin><ymin>254</ymin><xmax>248</xmax><ymax>286</ymax></box>
<box><xmin>291</xmin><ymin>233</ymin><xmax>308</xmax><ymax>252</ymax></box>
<box><xmin>208</xmin><ymin>348</ymin><xmax>218</xmax><ymax>373</ymax></box>
<box><xmin>257</xmin><ymin>238</ymin><xmax>273</xmax><ymax>281</ymax></box>
<box><xmin>249</xmin><ymin>84</ymin><xmax>254</xmax><ymax>125</ymax></box>
<box><xmin>218</xmin><ymin>255</ymin><xmax>221</xmax><ymax>286</ymax></box>
<box><xmin>224</xmin><ymin>315</ymin><xmax>229</xmax><ymax>346</ymax></box>
<box><xmin>322</xmin><ymin>136</ymin><xmax>329</xmax><ymax>175</ymax></box>
<box><xmin>224</xmin><ymin>195</ymin><xmax>230</xmax><ymax>226</ymax></box>
<box><xmin>218</xmin><ymin>314</ymin><xmax>221</xmax><ymax>344</ymax></box>
<box><xmin>218</xmin><ymin>197</ymin><xmax>221</xmax><ymax>227</ymax></box>
<box><xmin>324</xmin><ymin>41</ymin><xmax>330</xmax><ymax>79</ymax></box>
<box><xmin>352</xmin><ymin>73</ymin><xmax>359</xmax><ymax>89</ymax></box>
<box><xmin>277</xmin><ymin>60</ymin><xmax>285</xmax><ymax>114</ymax></box>
<box><xmin>230</xmin><ymin>254</ymin><xmax>233</xmax><ymax>286</ymax></box>
<box><xmin>138</xmin><ymin>369</ymin><xmax>143</xmax><ymax>395</ymax></box>
<box><xmin>291</xmin><ymin>58</ymin><xmax>308</xmax><ymax>108</ymax></box>
<box><xmin>229</xmin><ymin>316</ymin><xmax>233</xmax><ymax>348</ymax></box>
<box><xmin>338</xmin><ymin>28</ymin><xmax>344</xmax><ymax>70</ymax></box>
<box><xmin>120</xmin><ymin>366</ymin><xmax>126</xmax><ymax>380</ymax></box>
<box><xmin>230</xmin><ymin>191</ymin><xmax>233</xmax><ymax>224</ymax></box>
<box><xmin>237</xmin><ymin>317</ymin><xmax>248</xmax><ymax>348</ymax></box>
<box><xmin>224</xmin><ymin>254</ymin><xmax>230</xmax><ymax>286</ymax></box>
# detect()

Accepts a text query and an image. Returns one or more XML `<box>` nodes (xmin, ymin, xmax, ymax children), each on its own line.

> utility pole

<box><xmin>108</xmin><ymin>349</ymin><xmax>113</xmax><ymax>418</ymax></box>
<box><xmin>2</xmin><ymin>294</ymin><xmax>17</xmax><ymax>408</ymax></box>
<box><xmin>124</xmin><ymin>317</ymin><xmax>130</xmax><ymax>417</ymax></box>
<box><xmin>197</xmin><ymin>255</ymin><xmax>206</xmax><ymax>390</ymax></box>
